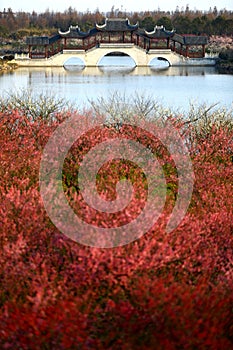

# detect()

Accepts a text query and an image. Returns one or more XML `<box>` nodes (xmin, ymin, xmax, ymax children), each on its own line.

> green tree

<box><xmin>212</xmin><ymin>16</ymin><xmax>227</xmax><ymax>35</ymax></box>
<box><xmin>172</xmin><ymin>15</ymin><xmax>192</xmax><ymax>33</ymax></box>
<box><xmin>225</xmin><ymin>19</ymin><xmax>233</xmax><ymax>35</ymax></box>
<box><xmin>140</xmin><ymin>16</ymin><xmax>156</xmax><ymax>31</ymax></box>
<box><xmin>0</xmin><ymin>25</ymin><xmax>9</xmax><ymax>36</ymax></box>
<box><xmin>156</xmin><ymin>16</ymin><xmax>173</xmax><ymax>30</ymax></box>
<box><xmin>191</xmin><ymin>17</ymin><xmax>205</xmax><ymax>34</ymax></box>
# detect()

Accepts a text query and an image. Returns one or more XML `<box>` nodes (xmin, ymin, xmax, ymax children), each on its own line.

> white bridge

<box><xmin>13</xmin><ymin>43</ymin><xmax>214</xmax><ymax>68</ymax></box>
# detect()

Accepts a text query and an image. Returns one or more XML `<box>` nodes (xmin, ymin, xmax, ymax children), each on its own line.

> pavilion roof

<box><xmin>58</xmin><ymin>25</ymin><xmax>90</xmax><ymax>38</ymax></box>
<box><xmin>26</xmin><ymin>34</ymin><xmax>60</xmax><ymax>45</ymax></box>
<box><xmin>139</xmin><ymin>25</ymin><xmax>175</xmax><ymax>39</ymax></box>
<box><xmin>96</xmin><ymin>18</ymin><xmax>138</xmax><ymax>32</ymax></box>
<box><xmin>172</xmin><ymin>33</ymin><xmax>208</xmax><ymax>45</ymax></box>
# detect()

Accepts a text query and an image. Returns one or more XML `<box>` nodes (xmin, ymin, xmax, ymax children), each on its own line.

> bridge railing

<box><xmin>30</xmin><ymin>53</ymin><xmax>47</xmax><ymax>58</ymax></box>
<box><xmin>30</xmin><ymin>48</ymin><xmax>62</xmax><ymax>59</ymax></box>
<box><xmin>171</xmin><ymin>46</ymin><xmax>204</xmax><ymax>58</ymax></box>
<box><xmin>28</xmin><ymin>41</ymin><xmax>204</xmax><ymax>59</ymax></box>
<box><xmin>187</xmin><ymin>52</ymin><xmax>205</xmax><ymax>58</ymax></box>
<box><xmin>63</xmin><ymin>38</ymin><xmax>138</xmax><ymax>51</ymax></box>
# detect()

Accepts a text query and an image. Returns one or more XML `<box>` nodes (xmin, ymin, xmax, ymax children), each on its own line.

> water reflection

<box><xmin>18</xmin><ymin>65</ymin><xmax>218</xmax><ymax>79</ymax></box>
<box><xmin>149</xmin><ymin>66</ymin><xmax>170</xmax><ymax>73</ymax></box>
<box><xmin>64</xmin><ymin>65</ymin><xmax>85</xmax><ymax>72</ymax></box>
<box><xmin>98</xmin><ymin>66</ymin><xmax>135</xmax><ymax>75</ymax></box>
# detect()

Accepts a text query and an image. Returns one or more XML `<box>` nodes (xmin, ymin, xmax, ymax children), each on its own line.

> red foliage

<box><xmin>0</xmin><ymin>111</ymin><xmax>232</xmax><ymax>349</ymax></box>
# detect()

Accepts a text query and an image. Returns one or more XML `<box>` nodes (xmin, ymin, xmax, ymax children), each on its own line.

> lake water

<box><xmin>1</xmin><ymin>56</ymin><xmax>233</xmax><ymax>113</ymax></box>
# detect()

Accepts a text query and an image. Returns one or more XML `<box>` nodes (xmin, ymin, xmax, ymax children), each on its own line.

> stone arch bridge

<box><xmin>14</xmin><ymin>44</ymin><xmax>189</xmax><ymax>67</ymax></box>
<box><xmin>13</xmin><ymin>18</ymin><xmax>211</xmax><ymax>68</ymax></box>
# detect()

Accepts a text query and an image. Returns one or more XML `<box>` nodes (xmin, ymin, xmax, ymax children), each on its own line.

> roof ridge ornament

<box><xmin>58</xmin><ymin>25</ymin><xmax>82</xmax><ymax>35</ymax></box>
<box><xmin>96</xmin><ymin>17</ymin><xmax>138</xmax><ymax>31</ymax></box>
<box><xmin>145</xmin><ymin>26</ymin><xmax>175</xmax><ymax>37</ymax></box>
<box><xmin>58</xmin><ymin>24</ymin><xmax>91</xmax><ymax>38</ymax></box>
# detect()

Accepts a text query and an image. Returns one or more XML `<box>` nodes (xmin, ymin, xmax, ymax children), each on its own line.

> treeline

<box><xmin>0</xmin><ymin>6</ymin><xmax>233</xmax><ymax>39</ymax></box>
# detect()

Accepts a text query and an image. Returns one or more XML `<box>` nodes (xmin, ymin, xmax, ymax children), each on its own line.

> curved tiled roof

<box><xmin>172</xmin><ymin>33</ymin><xmax>208</xmax><ymax>45</ymax></box>
<box><xmin>143</xmin><ymin>25</ymin><xmax>175</xmax><ymax>38</ymax></box>
<box><xmin>26</xmin><ymin>34</ymin><xmax>61</xmax><ymax>45</ymax></box>
<box><xmin>58</xmin><ymin>25</ymin><xmax>90</xmax><ymax>38</ymax></box>
<box><xmin>96</xmin><ymin>18</ymin><xmax>138</xmax><ymax>32</ymax></box>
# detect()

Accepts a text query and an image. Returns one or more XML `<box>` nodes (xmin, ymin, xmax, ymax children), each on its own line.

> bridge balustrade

<box><xmin>62</xmin><ymin>37</ymin><xmax>138</xmax><ymax>52</ymax></box>
<box><xmin>28</xmin><ymin>38</ymin><xmax>205</xmax><ymax>59</ymax></box>
<box><xmin>170</xmin><ymin>46</ymin><xmax>204</xmax><ymax>58</ymax></box>
<box><xmin>30</xmin><ymin>48</ymin><xmax>62</xmax><ymax>59</ymax></box>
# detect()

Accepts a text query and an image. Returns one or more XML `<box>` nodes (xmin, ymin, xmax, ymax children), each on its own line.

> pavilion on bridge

<box><xmin>26</xmin><ymin>18</ymin><xmax>208</xmax><ymax>59</ymax></box>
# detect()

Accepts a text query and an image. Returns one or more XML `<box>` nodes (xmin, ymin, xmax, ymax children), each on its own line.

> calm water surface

<box><xmin>1</xmin><ymin>57</ymin><xmax>233</xmax><ymax>112</ymax></box>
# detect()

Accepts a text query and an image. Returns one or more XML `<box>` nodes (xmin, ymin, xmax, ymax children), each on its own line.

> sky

<box><xmin>1</xmin><ymin>0</ymin><xmax>233</xmax><ymax>14</ymax></box>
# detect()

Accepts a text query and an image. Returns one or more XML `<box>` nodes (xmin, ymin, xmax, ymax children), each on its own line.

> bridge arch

<box><xmin>148</xmin><ymin>56</ymin><xmax>171</xmax><ymax>67</ymax></box>
<box><xmin>97</xmin><ymin>50</ymin><xmax>136</xmax><ymax>67</ymax></box>
<box><xmin>63</xmin><ymin>56</ymin><xmax>85</xmax><ymax>69</ymax></box>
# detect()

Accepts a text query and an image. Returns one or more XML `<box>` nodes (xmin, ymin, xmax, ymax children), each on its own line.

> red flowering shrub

<box><xmin>0</xmin><ymin>109</ymin><xmax>232</xmax><ymax>349</ymax></box>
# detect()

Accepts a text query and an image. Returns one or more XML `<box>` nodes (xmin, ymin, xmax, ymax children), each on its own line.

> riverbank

<box><xmin>207</xmin><ymin>36</ymin><xmax>233</xmax><ymax>74</ymax></box>
<box><xmin>216</xmin><ymin>60</ymin><xmax>233</xmax><ymax>74</ymax></box>
<box><xmin>215</xmin><ymin>48</ymin><xmax>233</xmax><ymax>74</ymax></box>
<box><xmin>0</xmin><ymin>60</ymin><xmax>18</xmax><ymax>73</ymax></box>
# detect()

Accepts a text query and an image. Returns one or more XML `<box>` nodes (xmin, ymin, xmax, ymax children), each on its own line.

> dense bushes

<box><xmin>219</xmin><ymin>48</ymin><xmax>233</xmax><ymax>61</ymax></box>
<box><xmin>0</xmin><ymin>97</ymin><xmax>233</xmax><ymax>348</ymax></box>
